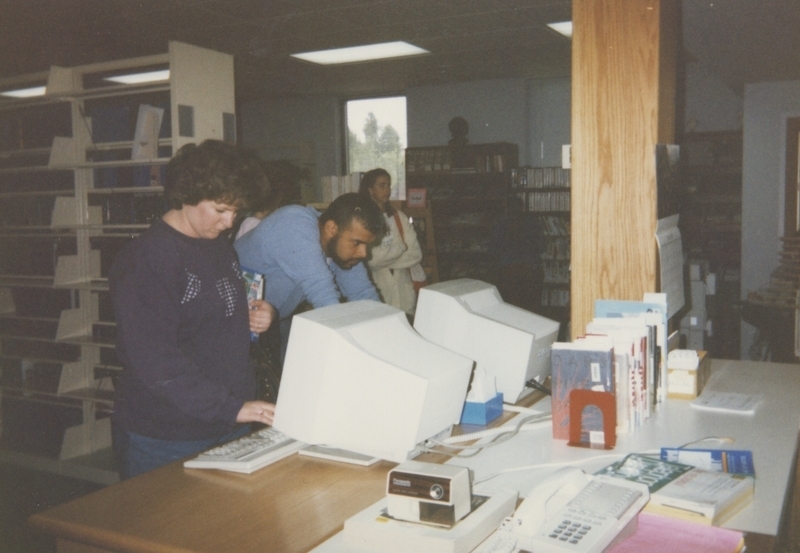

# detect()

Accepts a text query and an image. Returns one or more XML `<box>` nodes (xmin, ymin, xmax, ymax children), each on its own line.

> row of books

<box><xmin>0</xmin><ymin>196</ymin><xmax>59</xmax><ymax>227</ymax></box>
<box><xmin>541</xmin><ymin>236</ymin><xmax>569</xmax><ymax>260</ymax></box>
<box><xmin>0</xmin><ymin>103</ymin><xmax>72</xmax><ymax>153</ymax></box>
<box><xmin>541</xmin><ymin>287</ymin><xmax>569</xmax><ymax>307</ymax></box>
<box><xmin>747</xmin><ymin>232</ymin><xmax>800</xmax><ymax>308</ymax></box>
<box><xmin>319</xmin><ymin>172</ymin><xmax>364</xmax><ymax>203</ymax></box>
<box><xmin>95</xmin><ymin>194</ymin><xmax>167</xmax><ymax>226</ymax></box>
<box><xmin>0</xmin><ymin>170</ymin><xmax>73</xmax><ymax>194</ymax></box>
<box><xmin>515</xmin><ymin>190</ymin><xmax>570</xmax><ymax>212</ymax></box>
<box><xmin>406</xmin><ymin>147</ymin><xmax>516</xmax><ymax>174</ymax></box>
<box><xmin>538</xmin><ymin>214</ymin><xmax>569</xmax><ymax>236</ymax></box>
<box><xmin>543</xmin><ymin>260</ymin><xmax>570</xmax><ymax>284</ymax></box>
<box><xmin>510</xmin><ymin>166</ymin><xmax>571</xmax><ymax>188</ymax></box>
<box><xmin>426</xmin><ymin>184</ymin><xmax>505</xmax><ymax>202</ymax></box>
<box><xmin>551</xmin><ymin>296</ymin><xmax>669</xmax><ymax>441</ymax></box>
<box><xmin>406</xmin><ymin>147</ymin><xmax>451</xmax><ymax>173</ymax></box>
<box><xmin>474</xmin><ymin>153</ymin><xmax>509</xmax><ymax>173</ymax></box>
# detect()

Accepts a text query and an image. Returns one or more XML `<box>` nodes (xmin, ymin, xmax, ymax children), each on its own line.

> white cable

<box><xmin>474</xmin><ymin>453</ymin><xmax>627</xmax><ymax>486</ymax></box>
<box><xmin>473</xmin><ymin>448</ymin><xmax>663</xmax><ymax>486</ymax></box>
<box><xmin>502</xmin><ymin>405</ymin><xmax>544</xmax><ymax>415</ymax></box>
<box><xmin>442</xmin><ymin>413</ymin><xmax>552</xmax><ymax>444</ymax></box>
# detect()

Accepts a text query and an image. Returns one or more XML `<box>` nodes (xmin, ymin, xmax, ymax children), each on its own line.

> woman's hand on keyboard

<box><xmin>237</xmin><ymin>401</ymin><xmax>276</xmax><ymax>425</ymax></box>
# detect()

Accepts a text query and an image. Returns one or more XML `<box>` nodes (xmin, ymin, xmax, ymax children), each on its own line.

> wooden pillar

<box><xmin>570</xmin><ymin>0</ymin><xmax>678</xmax><ymax>338</ymax></box>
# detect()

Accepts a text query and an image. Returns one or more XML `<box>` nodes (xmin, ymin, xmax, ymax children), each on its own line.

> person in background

<box><xmin>109</xmin><ymin>140</ymin><xmax>277</xmax><ymax>479</ymax></box>
<box><xmin>234</xmin><ymin>192</ymin><xmax>386</xmax><ymax>360</ymax></box>
<box><xmin>359</xmin><ymin>168</ymin><xmax>422</xmax><ymax>315</ymax></box>
<box><xmin>234</xmin><ymin>160</ymin><xmax>306</xmax><ymax>240</ymax></box>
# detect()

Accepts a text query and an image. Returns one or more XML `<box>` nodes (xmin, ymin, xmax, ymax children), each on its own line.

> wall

<box><xmin>240</xmin><ymin>76</ymin><xmax>573</xmax><ymax>200</ymax></box>
<box><xmin>528</xmin><ymin>77</ymin><xmax>572</xmax><ymax>167</ymax></box>
<box><xmin>684</xmin><ymin>62</ymin><xmax>743</xmax><ymax>132</ymax></box>
<box><xmin>406</xmin><ymin>78</ymin><xmax>528</xmax><ymax>152</ymax></box>
<box><xmin>239</xmin><ymin>95</ymin><xmax>342</xmax><ymax>202</ymax></box>
<box><xmin>741</xmin><ymin>80</ymin><xmax>800</xmax><ymax>356</ymax></box>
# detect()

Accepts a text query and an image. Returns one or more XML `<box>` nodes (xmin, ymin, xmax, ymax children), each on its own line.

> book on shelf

<box><xmin>510</xmin><ymin>166</ymin><xmax>571</xmax><ymax>188</ymax></box>
<box><xmin>131</xmin><ymin>104</ymin><xmax>165</xmax><ymax>160</ymax></box>
<box><xmin>550</xmin><ymin>336</ymin><xmax>615</xmax><ymax>443</ymax></box>
<box><xmin>596</xmin><ymin>453</ymin><xmax>755</xmax><ymax>526</ymax></box>
<box><xmin>584</xmin><ymin>320</ymin><xmax>649</xmax><ymax>433</ymax></box>
<box><xmin>595</xmin><ymin>296</ymin><xmax>668</xmax><ymax>404</ymax></box>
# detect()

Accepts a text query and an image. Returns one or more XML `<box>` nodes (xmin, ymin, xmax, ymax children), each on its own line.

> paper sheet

<box><xmin>655</xmin><ymin>214</ymin><xmax>685</xmax><ymax>318</ymax></box>
<box><xmin>690</xmin><ymin>391</ymin><xmax>762</xmax><ymax>415</ymax></box>
<box><xmin>606</xmin><ymin>512</ymin><xmax>744</xmax><ymax>553</ymax></box>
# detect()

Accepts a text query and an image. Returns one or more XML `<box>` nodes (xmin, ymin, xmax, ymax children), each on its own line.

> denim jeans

<box><xmin>112</xmin><ymin>424</ymin><xmax>252</xmax><ymax>480</ymax></box>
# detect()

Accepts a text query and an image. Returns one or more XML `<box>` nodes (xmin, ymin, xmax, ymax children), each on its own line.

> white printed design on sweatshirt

<box><xmin>217</xmin><ymin>277</ymin><xmax>238</xmax><ymax>317</ymax></box>
<box><xmin>182</xmin><ymin>272</ymin><xmax>201</xmax><ymax>304</ymax></box>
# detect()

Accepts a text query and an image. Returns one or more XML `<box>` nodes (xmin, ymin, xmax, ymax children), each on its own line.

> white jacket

<box><xmin>367</xmin><ymin>210</ymin><xmax>423</xmax><ymax>314</ymax></box>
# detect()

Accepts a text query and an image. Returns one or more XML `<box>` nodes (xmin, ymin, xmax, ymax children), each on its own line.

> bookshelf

<box><xmin>0</xmin><ymin>41</ymin><xmax>235</xmax><ymax>482</ymax></box>
<box><xmin>509</xmin><ymin>166</ymin><xmax>571</xmax><ymax>326</ymax></box>
<box><xmin>679</xmin><ymin>131</ymin><xmax>742</xmax><ymax>358</ymax></box>
<box><xmin>405</xmin><ymin>142</ymin><xmax>518</xmax><ymax>284</ymax></box>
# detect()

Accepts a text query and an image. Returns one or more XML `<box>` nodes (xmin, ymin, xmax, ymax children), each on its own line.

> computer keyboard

<box><xmin>183</xmin><ymin>427</ymin><xmax>305</xmax><ymax>474</ymax></box>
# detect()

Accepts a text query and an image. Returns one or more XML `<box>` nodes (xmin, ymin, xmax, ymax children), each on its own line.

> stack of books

<box><xmin>596</xmin><ymin>453</ymin><xmax>755</xmax><ymax>527</ymax></box>
<box><xmin>550</xmin><ymin>296</ymin><xmax>669</xmax><ymax>443</ymax></box>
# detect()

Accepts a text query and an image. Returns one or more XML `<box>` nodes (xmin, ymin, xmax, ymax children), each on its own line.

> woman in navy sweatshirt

<box><xmin>109</xmin><ymin>140</ymin><xmax>277</xmax><ymax>479</ymax></box>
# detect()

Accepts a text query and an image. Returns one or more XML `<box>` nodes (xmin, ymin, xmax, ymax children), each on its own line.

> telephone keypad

<box><xmin>546</xmin><ymin>512</ymin><xmax>598</xmax><ymax>543</ymax></box>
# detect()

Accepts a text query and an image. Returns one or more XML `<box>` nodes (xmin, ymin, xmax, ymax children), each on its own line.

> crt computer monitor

<box><xmin>413</xmin><ymin>279</ymin><xmax>560</xmax><ymax>403</ymax></box>
<box><xmin>272</xmin><ymin>300</ymin><xmax>474</xmax><ymax>463</ymax></box>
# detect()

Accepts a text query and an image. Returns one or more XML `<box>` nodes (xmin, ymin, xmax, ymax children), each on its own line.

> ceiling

<box><xmin>1</xmin><ymin>0</ymin><xmax>799</xmax><ymax>103</ymax></box>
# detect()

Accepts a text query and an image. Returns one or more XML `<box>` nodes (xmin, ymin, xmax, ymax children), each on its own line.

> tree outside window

<box><xmin>346</xmin><ymin>96</ymin><xmax>406</xmax><ymax>199</ymax></box>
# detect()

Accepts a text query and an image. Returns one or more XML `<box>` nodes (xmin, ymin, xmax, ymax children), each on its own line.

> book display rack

<box><xmin>679</xmin><ymin>131</ymin><xmax>742</xmax><ymax>358</ymax></box>
<box><xmin>405</xmin><ymin>142</ymin><xmax>518</xmax><ymax>284</ymax></box>
<box><xmin>0</xmin><ymin>41</ymin><xmax>235</xmax><ymax>482</ymax></box>
<box><xmin>510</xmin><ymin>166</ymin><xmax>571</xmax><ymax>323</ymax></box>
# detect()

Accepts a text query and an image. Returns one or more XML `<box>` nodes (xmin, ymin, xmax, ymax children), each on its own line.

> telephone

<box><xmin>475</xmin><ymin>467</ymin><xmax>649</xmax><ymax>553</ymax></box>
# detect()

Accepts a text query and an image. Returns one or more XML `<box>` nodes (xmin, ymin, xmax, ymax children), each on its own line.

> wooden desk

<box><xmin>30</xmin><ymin>360</ymin><xmax>800</xmax><ymax>553</ymax></box>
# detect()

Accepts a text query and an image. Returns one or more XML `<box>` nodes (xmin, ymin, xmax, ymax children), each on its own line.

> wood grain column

<box><xmin>570</xmin><ymin>0</ymin><xmax>678</xmax><ymax>338</ymax></box>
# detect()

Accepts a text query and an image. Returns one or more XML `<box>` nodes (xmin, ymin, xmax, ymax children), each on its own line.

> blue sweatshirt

<box><xmin>234</xmin><ymin>205</ymin><xmax>379</xmax><ymax>320</ymax></box>
<box><xmin>110</xmin><ymin>219</ymin><xmax>254</xmax><ymax>441</ymax></box>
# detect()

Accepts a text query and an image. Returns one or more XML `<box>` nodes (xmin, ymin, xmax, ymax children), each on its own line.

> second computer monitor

<box><xmin>413</xmin><ymin>279</ymin><xmax>560</xmax><ymax>403</ymax></box>
<box><xmin>272</xmin><ymin>300</ymin><xmax>474</xmax><ymax>463</ymax></box>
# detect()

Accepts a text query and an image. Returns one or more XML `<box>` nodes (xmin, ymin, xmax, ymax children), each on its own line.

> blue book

<box><xmin>660</xmin><ymin>448</ymin><xmax>755</xmax><ymax>476</ymax></box>
<box><xmin>241</xmin><ymin>266</ymin><xmax>264</xmax><ymax>342</ymax></box>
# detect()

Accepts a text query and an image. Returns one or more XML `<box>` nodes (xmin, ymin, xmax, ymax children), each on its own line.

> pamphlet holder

<box><xmin>567</xmin><ymin>389</ymin><xmax>616</xmax><ymax>449</ymax></box>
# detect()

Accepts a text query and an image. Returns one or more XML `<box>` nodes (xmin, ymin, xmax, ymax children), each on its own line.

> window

<box><xmin>346</xmin><ymin>96</ymin><xmax>407</xmax><ymax>199</ymax></box>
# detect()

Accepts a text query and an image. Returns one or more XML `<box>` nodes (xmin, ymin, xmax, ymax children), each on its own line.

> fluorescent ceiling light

<box><xmin>1</xmin><ymin>85</ymin><xmax>46</xmax><ymax>98</ymax></box>
<box><xmin>291</xmin><ymin>41</ymin><xmax>429</xmax><ymax>65</ymax></box>
<box><xmin>104</xmin><ymin>69</ymin><xmax>170</xmax><ymax>85</ymax></box>
<box><xmin>548</xmin><ymin>21</ymin><xmax>573</xmax><ymax>38</ymax></box>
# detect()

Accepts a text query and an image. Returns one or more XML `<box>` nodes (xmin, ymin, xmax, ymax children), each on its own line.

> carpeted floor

<box><xmin>0</xmin><ymin>464</ymin><xmax>104</xmax><ymax>553</ymax></box>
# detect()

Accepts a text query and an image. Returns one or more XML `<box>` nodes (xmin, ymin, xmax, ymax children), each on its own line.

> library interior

<box><xmin>2</xmin><ymin>1</ymin><xmax>800</xmax><ymax>552</ymax></box>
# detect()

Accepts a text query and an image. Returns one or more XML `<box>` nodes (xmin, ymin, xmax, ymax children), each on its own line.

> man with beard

<box><xmin>234</xmin><ymin>192</ymin><xmax>386</xmax><ymax>360</ymax></box>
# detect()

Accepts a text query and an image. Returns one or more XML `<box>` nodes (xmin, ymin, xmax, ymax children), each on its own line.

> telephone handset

<box><xmin>475</xmin><ymin>467</ymin><xmax>649</xmax><ymax>553</ymax></box>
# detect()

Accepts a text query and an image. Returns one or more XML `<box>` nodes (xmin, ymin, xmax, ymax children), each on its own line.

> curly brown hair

<box><xmin>164</xmin><ymin>140</ymin><xmax>270</xmax><ymax>211</ymax></box>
